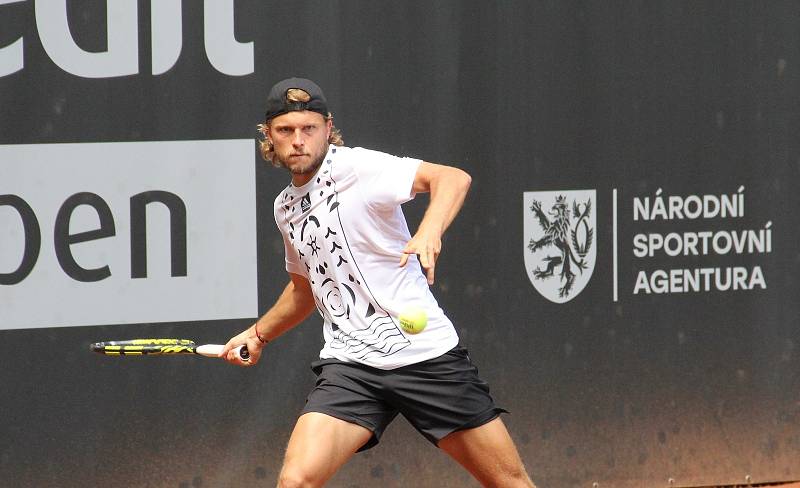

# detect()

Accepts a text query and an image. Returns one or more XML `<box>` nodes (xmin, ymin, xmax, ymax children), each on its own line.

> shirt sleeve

<box><xmin>282</xmin><ymin>232</ymin><xmax>306</xmax><ymax>277</ymax></box>
<box><xmin>349</xmin><ymin>147</ymin><xmax>422</xmax><ymax>210</ymax></box>
<box><xmin>274</xmin><ymin>195</ymin><xmax>307</xmax><ymax>277</ymax></box>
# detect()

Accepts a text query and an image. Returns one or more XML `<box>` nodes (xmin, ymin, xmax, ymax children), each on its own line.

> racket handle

<box><xmin>195</xmin><ymin>344</ymin><xmax>250</xmax><ymax>361</ymax></box>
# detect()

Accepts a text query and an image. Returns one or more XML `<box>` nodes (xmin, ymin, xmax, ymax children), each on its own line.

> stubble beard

<box><xmin>276</xmin><ymin>143</ymin><xmax>328</xmax><ymax>176</ymax></box>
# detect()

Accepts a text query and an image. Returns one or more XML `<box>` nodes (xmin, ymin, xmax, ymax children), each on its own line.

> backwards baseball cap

<box><xmin>264</xmin><ymin>77</ymin><xmax>329</xmax><ymax>121</ymax></box>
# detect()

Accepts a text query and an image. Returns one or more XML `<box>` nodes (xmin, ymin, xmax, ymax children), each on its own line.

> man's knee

<box><xmin>277</xmin><ymin>465</ymin><xmax>323</xmax><ymax>488</ymax></box>
<box><xmin>493</xmin><ymin>463</ymin><xmax>536</xmax><ymax>488</ymax></box>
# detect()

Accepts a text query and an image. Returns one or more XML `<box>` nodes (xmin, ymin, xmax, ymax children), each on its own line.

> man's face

<box><xmin>268</xmin><ymin>111</ymin><xmax>332</xmax><ymax>181</ymax></box>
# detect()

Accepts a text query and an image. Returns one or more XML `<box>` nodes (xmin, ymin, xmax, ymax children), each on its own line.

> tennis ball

<box><xmin>399</xmin><ymin>306</ymin><xmax>428</xmax><ymax>334</ymax></box>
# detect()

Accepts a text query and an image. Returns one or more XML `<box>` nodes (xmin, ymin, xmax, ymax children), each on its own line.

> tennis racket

<box><xmin>89</xmin><ymin>338</ymin><xmax>249</xmax><ymax>361</ymax></box>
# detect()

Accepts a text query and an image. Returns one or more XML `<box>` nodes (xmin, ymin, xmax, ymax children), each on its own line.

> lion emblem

<box><xmin>525</xmin><ymin>192</ymin><xmax>595</xmax><ymax>301</ymax></box>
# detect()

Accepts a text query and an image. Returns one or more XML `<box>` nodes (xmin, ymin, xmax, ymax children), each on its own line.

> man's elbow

<box><xmin>455</xmin><ymin>167</ymin><xmax>472</xmax><ymax>192</ymax></box>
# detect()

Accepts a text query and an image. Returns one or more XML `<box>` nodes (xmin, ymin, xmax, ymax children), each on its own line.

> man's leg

<box><xmin>278</xmin><ymin>412</ymin><xmax>373</xmax><ymax>488</ymax></box>
<box><xmin>438</xmin><ymin>417</ymin><xmax>536</xmax><ymax>488</ymax></box>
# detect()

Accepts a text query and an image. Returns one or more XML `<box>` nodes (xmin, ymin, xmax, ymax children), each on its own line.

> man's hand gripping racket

<box><xmin>218</xmin><ymin>325</ymin><xmax>267</xmax><ymax>367</ymax></box>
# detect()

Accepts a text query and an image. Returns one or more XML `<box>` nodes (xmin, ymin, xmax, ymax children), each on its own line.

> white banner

<box><xmin>0</xmin><ymin>139</ymin><xmax>257</xmax><ymax>329</ymax></box>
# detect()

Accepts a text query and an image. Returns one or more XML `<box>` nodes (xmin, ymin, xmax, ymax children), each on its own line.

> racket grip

<box><xmin>239</xmin><ymin>345</ymin><xmax>250</xmax><ymax>361</ymax></box>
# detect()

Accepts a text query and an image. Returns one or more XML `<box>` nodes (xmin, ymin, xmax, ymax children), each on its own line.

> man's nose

<box><xmin>292</xmin><ymin>129</ymin><xmax>304</xmax><ymax>146</ymax></box>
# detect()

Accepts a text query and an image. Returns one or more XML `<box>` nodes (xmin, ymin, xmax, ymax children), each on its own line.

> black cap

<box><xmin>264</xmin><ymin>77</ymin><xmax>329</xmax><ymax>121</ymax></box>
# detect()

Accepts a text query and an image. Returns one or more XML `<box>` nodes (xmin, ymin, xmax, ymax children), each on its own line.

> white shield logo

<box><xmin>524</xmin><ymin>190</ymin><xmax>596</xmax><ymax>303</ymax></box>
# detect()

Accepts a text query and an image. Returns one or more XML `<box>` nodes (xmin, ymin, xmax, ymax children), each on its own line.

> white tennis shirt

<box><xmin>274</xmin><ymin>145</ymin><xmax>459</xmax><ymax>369</ymax></box>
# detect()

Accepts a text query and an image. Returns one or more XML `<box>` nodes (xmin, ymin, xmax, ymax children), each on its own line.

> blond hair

<box><xmin>256</xmin><ymin>88</ymin><xmax>343</xmax><ymax>166</ymax></box>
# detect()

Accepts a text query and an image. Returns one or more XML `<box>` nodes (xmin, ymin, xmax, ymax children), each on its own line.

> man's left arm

<box><xmin>400</xmin><ymin>161</ymin><xmax>472</xmax><ymax>284</ymax></box>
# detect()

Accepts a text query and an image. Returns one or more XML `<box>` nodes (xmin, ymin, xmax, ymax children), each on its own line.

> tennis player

<box><xmin>221</xmin><ymin>78</ymin><xmax>536</xmax><ymax>487</ymax></box>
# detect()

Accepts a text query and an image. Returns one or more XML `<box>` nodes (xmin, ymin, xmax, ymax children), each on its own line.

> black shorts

<box><xmin>301</xmin><ymin>345</ymin><xmax>507</xmax><ymax>451</ymax></box>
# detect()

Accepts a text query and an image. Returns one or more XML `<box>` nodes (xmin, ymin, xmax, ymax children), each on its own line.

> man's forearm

<box><xmin>401</xmin><ymin>163</ymin><xmax>472</xmax><ymax>284</ymax></box>
<box><xmin>417</xmin><ymin>165</ymin><xmax>472</xmax><ymax>237</ymax></box>
<box><xmin>253</xmin><ymin>276</ymin><xmax>317</xmax><ymax>342</ymax></box>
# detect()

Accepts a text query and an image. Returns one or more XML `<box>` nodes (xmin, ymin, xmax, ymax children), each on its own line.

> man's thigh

<box><xmin>438</xmin><ymin>417</ymin><xmax>535</xmax><ymax>488</ymax></box>
<box><xmin>279</xmin><ymin>412</ymin><xmax>373</xmax><ymax>487</ymax></box>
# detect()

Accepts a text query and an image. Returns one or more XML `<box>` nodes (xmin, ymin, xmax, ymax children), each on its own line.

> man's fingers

<box><xmin>400</xmin><ymin>241</ymin><xmax>440</xmax><ymax>284</ymax></box>
<box><xmin>417</xmin><ymin>245</ymin><xmax>431</xmax><ymax>266</ymax></box>
<box><xmin>221</xmin><ymin>341</ymin><xmax>248</xmax><ymax>365</ymax></box>
<box><xmin>219</xmin><ymin>327</ymin><xmax>262</xmax><ymax>366</ymax></box>
<box><xmin>227</xmin><ymin>345</ymin><xmax>253</xmax><ymax>366</ymax></box>
<box><xmin>225</xmin><ymin>347</ymin><xmax>240</xmax><ymax>363</ymax></box>
<box><xmin>218</xmin><ymin>342</ymin><xmax>233</xmax><ymax>358</ymax></box>
<box><xmin>236</xmin><ymin>338</ymin><xmax>263</xmax><ymax>366</ymax></box>
<box><xmin>424</xmin><ymin>250</ymin><xmax>436</xmax><ymax>284</ymax></box>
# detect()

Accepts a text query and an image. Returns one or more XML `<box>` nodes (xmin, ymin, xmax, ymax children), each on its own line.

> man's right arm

<box><xmin>221</xmin><ymin>272</ymin><xmax>316</xmax><ymax>366</ymax></box>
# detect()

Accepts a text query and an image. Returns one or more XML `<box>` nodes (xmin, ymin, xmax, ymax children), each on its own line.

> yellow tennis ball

<box><xmin>399</xmin><ymin>307</ymin><xmax>428</xmax><ymax>334</ymax></box>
